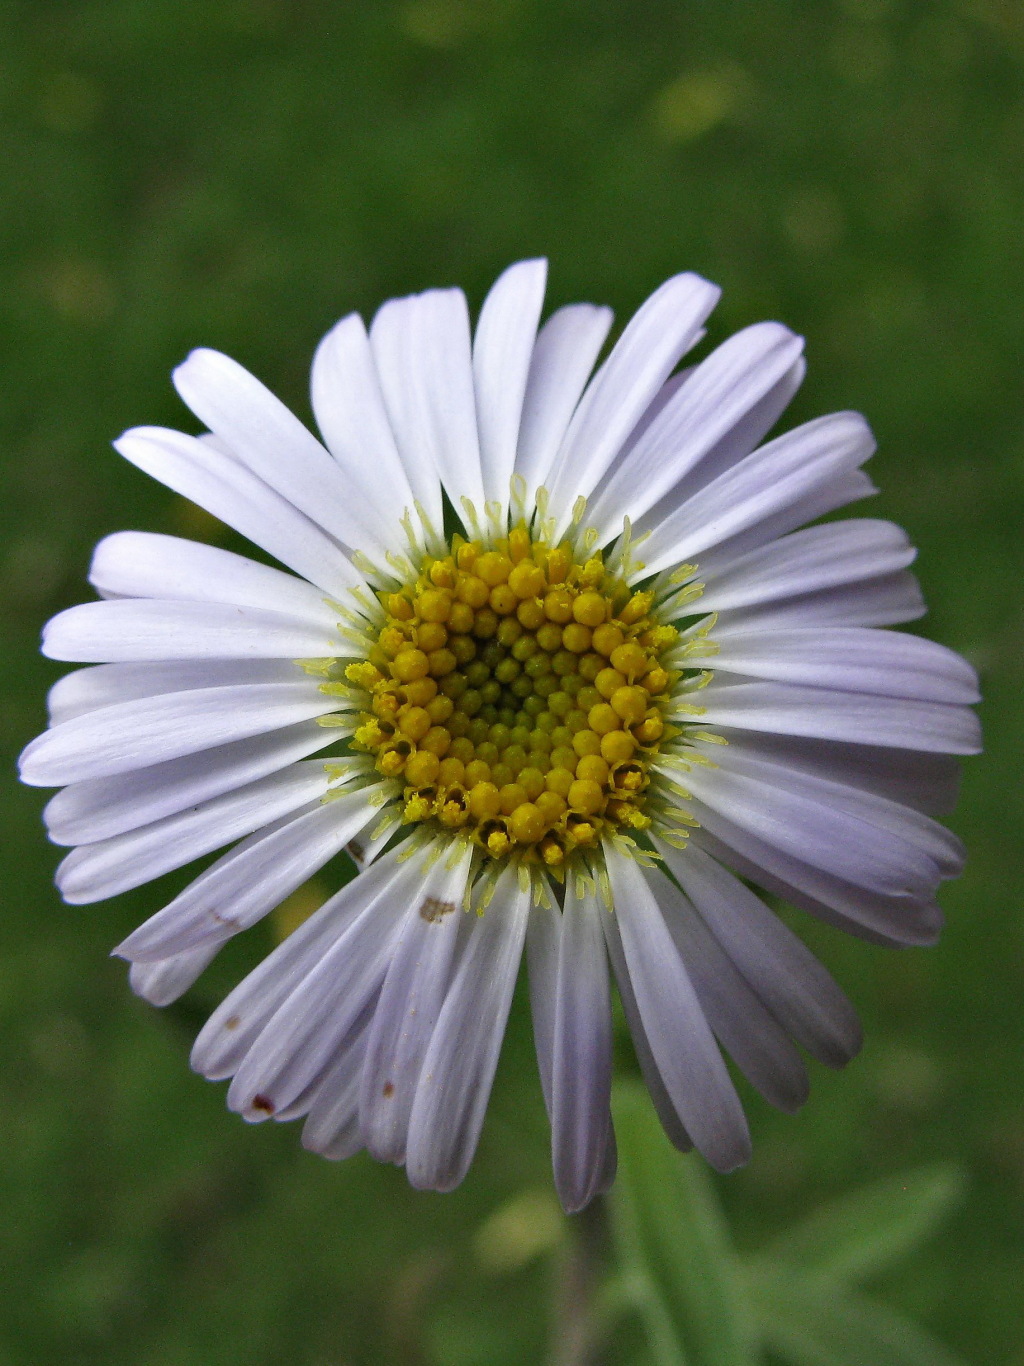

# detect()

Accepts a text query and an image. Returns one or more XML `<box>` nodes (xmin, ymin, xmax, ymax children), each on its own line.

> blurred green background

<box><xmin>2</xmin><ymin>1</ymin><xmax>1022</xmax><ymax>1362</ymax></box>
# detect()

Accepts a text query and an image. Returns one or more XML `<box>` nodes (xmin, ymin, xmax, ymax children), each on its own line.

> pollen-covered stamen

<box><xmin>340</xmin><ymin>528</ymin><xmax>684</xmax><ymax>865</ymax></box>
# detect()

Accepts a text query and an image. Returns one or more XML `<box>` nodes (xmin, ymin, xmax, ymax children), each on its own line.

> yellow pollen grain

<box><xmin>417</xmin><ymin>589</ymin><xmax>452</xmax><ymax>622</ymax></box>
<box><xmin>405</xmin><ymin>750</ymin><xmax>440</xmax><ymax>786</ymax></box>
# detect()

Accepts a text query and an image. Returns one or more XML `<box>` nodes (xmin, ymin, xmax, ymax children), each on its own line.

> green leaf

<box><xmin>747</xmin><ymin>1267</ymin><xmax>969</xmax><ymax>1366</ymax></box>
<box><xmin>752</xmin><ymin>1165</ymin><xmax>966</xmax><ymax>1284</ymax></box>
<box><xmin>610</xmin><ymin>1079</ymin><xmax>759</xmax><ymax>1366</ymax></box>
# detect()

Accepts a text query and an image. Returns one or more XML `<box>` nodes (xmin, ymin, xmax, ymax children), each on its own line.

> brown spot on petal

<box><xmin>382</xmin><ymin>1081</ymin><xmax>395</xmax><ymax>1098</ymax></box>
<box><xmin>251</xmin><ymin>1093</ymin><xmax>276</xmax><ymax>1114</ymax></box>
<box><xmin>348</xmin><ymin>839</ymin><xmax>365</xmax><ymax>865</ymax></box>
<box><xmin>420</xmin><ymin>897</ymin><xmax>455</xmax><ymax>924</ymax></box>
<box><xmin>225</xmin><ymin>1015</ymin><xmax>241</xmax><ymax>1031</ymax></box>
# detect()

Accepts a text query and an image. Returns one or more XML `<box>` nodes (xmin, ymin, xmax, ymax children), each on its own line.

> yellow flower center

<box><xmin>344</xmin><ymin>528</ymin><xmax>679</xmax><ymax>867</ymax></box>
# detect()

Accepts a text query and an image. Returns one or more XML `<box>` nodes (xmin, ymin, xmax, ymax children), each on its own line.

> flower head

<box><xmin>19</xmin><ymin>261</ymin><xmax>980</xmax><ymax>1212</ymax></box>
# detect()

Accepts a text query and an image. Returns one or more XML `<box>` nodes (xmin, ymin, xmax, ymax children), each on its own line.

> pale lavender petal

<box><xmin>359</xmin><ymin>842</ymin><xmax>474</xmax><ymax>1165</ymax></box>
<box><xmin>544</xmin><ymin>273</ymin><xmax>721</xmax><ymax>532</ymax></box>
<box><xmin>301</xmin><ymin>1014</ymin><xmax>373</xmax><ymax>1160</ymax></box>
<box><xmin>274</xmin><ymin>999</ymin><xmax>376</xmax><ymax>1123</ymax></box>
<box><xmin>705</xmin><ymin>728</ymin><xmax>962</xmax><ymax>816</ymax></box>
<box><xmin>640</xmin><ymin>411</ymin><xmax>876</xmax><ymax>577</ymax></box>
<box><xmin>406</xmin><ymin>865</ymin><xmax>530</xmax><ymax>1192</ymax></box>
<box><xmin>605</xmin><ymin>842</ymin><xmax>750</xmax><ymax>1171</ymax></box>
<box><xmin>370</xmin><ymin>289</ymin><xmax>483</xmax><ymax>524</ymax></box>
<box><xmin>644</xmin><ymin>868</ymin><xmax>810</xmax><ymax>1112</ymax></box>
<box><xmin>706</xmin><ymin>743</ymin><xmax>965</xmax><ymax>875</ymax></box>
<box><xmin>191</xmin><ymin>858</ymin><xmax>404</xmax><ymax>1081</ymax></box>
<box><xmin>514</xmin><ymin>303</ymin><xmax>613</xmax><ymax>499</ymax></box>
<box><xmin>697</xmin><ymin>678</ymin><xmax>982</xmax><ymax>756</ymax></box>
<box><xmin>708</xmin><ymin>572</ymin><xmax>926</xmax><ymax>630</ymax></box>
<box><xmin>697</xmin><ymin>519</ymin><xmax>916</xmax><ymax>613</ymax></box>
<box><xmin>87</xmin><ymin>532</ymin><xmax>341</xmax><ymax>627</ymax></box>
<box><xmin>473</xmin><ymin>259</ymin><xmax>548</xmax><ymax>513</ymax></box>
<box><xmin>114</xmin><ymin>426</ymin><xmax>363</xmax><ymax>599</ymax></box>
<box><xmin>689</xmin><ymin>468</ymin><xmax>879</xmax><ymax>583</ymax></box>
<box><xmin>21</xmin><ymin>680</ymin><xmax>340</xmax><ymax>787</ymax></box>
<box><xmin>637</xmin><ymin>356</ymin><xmax>805</xmax><ymax>534</ymax></box>
<box><xmin>46</xmin><ymin>659</ymin><xmax>301</xmax><ymax>725</ymax></box>
<box><xmin>128</xmin><ymin>944</ymin><xmax>219</xmax><ymax>1007</ymax></box>
<box><xmin>222</xmin><ymin>845</ymin><xmax>433</xmax><ymax>1116</ymax></box>
<box><xmin>601</xmin><ymin>888</ymin><xmax>693</xmax><ymax>1153</ymax></box>
<box><xmin>44</xmin><ymin>720</ymin><xmax>335</xmax><ymax>845</ymax></box>
<box><xmin>653</xmin><ymin>839</ymin><xmax>862</xmax><ymax>1069</ymax></box>
<box><xmin>678</xmin><ymin>758</ymin><xmax>947</xmax><ymax>898</ymax></box>
<box><xmin>173</xmin><ymin>347</ymin><xmax>391</xmax><ymax>559</ymax></box>
<box><xmin>689</xmin><ymin>627</ymin><xmax>979</xmax><ymax>704</ymax></box>
<box><xmin>40</xmin><ymin>599</ymin><xmax>342</xmax><ymax>665</ymax></box>
<box><xmin>549</xmin><ymin>879</ymin><xmax>615</xmax><ymax>1213</ymax></box>
<box><xmin>589</xmin><ymin>322</ymin><xmax>805</xmax><ymax>537</ymax></box>
<box><xmin>310</xmin><ymin>311</ymin><xmax>417</xmax><ymax>521</ymax></box>
<box><xmin>688</xmin><ymin>815</ymin><xmax>943</xmax><ymax>948</ymax></box>
<box><xmin>113</xmin><ymin>787</ymin><xmax>378</xmax><ymax>960</ymax></box>
<box><xmin>55</xmin><ymin>760</ymin><xmax>336</xmax><ymax>903</ymax></box>
<box><xmin>526</xmin><ymin>896</ymin><xmax>560</xmax><ymax>1115</ymax></box>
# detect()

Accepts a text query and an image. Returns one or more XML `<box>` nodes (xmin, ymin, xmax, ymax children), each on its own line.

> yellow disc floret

<box><xmin>342</xmin><ymin>528</ymin><xmax>679</xmax><ymax>866</ymax></box>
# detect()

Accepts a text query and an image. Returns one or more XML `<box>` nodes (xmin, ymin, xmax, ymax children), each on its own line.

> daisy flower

<box><xmin>19</xmin><ymin>260</ymin><xmax>980</xmax><ymax>1213</ymax></box>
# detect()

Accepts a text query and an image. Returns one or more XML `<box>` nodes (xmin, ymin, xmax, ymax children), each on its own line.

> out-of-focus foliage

<box><xmin>1</xmin><ymin>2</ymin><xmax>1021</xmax><ymax>1363</ymax></box>
<box><xmin>608</xmin><ymin>1080</ymin><xmax>968</xmax><ymax>1366</ymax></box>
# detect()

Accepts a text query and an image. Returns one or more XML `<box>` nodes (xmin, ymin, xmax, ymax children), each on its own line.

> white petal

<box><xmin>21</xmin><ymin>680</ymin><xmax>338</xmax><ymax>786</ymax></box>
<box><xmin>225</xmin><ymin>843</ymin><xmax>435</xmax><ymax>1119</ymax></box>
<box><xmin>604</xmin><ymin>842</ymin><xmax>750</xmax><ymax>1171</ymax></box>
<box><xmin>679</xmin><ymin>757</ymin><xmax>947</xmax><ymax>898</ymax></box>
<box><xmin>114</xmin><ymin>426</ymin><xmax>362</xmax><ymax>599</ymax></box>
<box><xmin>645</xmin><ymin>868</ymin><xmax>809</xmax><ymax>1112</ymax></box>
<box><xmin>707</xmin><ymin>728</ymin><xmax>962</xmax><ymax>817</ymax></box>
<box><xmin>514</xmin><ymin>303</ymin><xmax>613</xmax><ymax>500</ymax></box>
<box><xmin>270</xmin><ymin>1000</ymin><xmax>378</xmax><ymax>1124</ymax></box>
<box><xmin>526</xmin><ymin>898</ymin><xmax>560</xmax><ymax>1116</ymax></box>
<box><xmin>363</xmin><ymin>315</ymin><xmax>442</xmax><ymax>535</ymax></box>
<box><xmin>359</xmin><ymin>842</ymin><xmax>474</xmax><ymax>1165</ymax></box>
<box><xmin>370</xmin><ymin>289</ymin><xmax>483</xmax><ymax>525</ymax></box>
<box><xmin>690</xmin><ymin>468</ymin><xmax>879</xmax><ymax>583</ymax></box>
<box><xmin>588</xmin><ymin>322</ymin><xmax>805</xmax><ymax>537</ymax></box>
<box><xmin>549</xmin><ymin>881</ymin><xmax>615</xmax><ymax>1214</ymax></box>
<box><xmin>652</xmin><ymin>839</ymin><xmax>862</xmax><ymax>1069</ymax></box>
<box><xmin>301</xmin><ymin>1019</ymin><xmax>372</xmax><ymax>1159</ymax></box>
<box><xmin>346</xmin><ymin>808</ymin><xmax>401</xmax><ymax>871</ymax></box>
<box><xmin>707</xmin><ymin>744</ymin><xmax>965</xmax><ymax>875</ymax></box>
<box><xmin>89</xmin><ymin>532</ymin><xmax>341</xmax><ymax>628</ymax></box>
<box><xmin>708</xmin><ymin>572</ymin><xmax>925</xmax><ymax>630</ymax></box>
<box><xmin>637</xmin><ymin>356</ymin><xmax>805</xmax><ymax>535</ymax></box>
<box><xmin>47</xmin><ymin>659</ymin><xmax>302</xmax><ymax>725</ymax></box>
<box><xmin>472</xmin><ymin>259</ymin><xmax>548</xmax><ymax>515</ymax></box>
<box><xmin>114</xmin><ymin>788</ymin><xmax>377</xmax><ymax>960</ymax></box>
<box><xmin>129</xmin><ymin>944</ymin><xmax>219</xmax><ymax>1007</ymax></box>
<box><xmin>44</xmin><ymin>719</ymin><xmax>335</xmax><ymax>844</ymax></box>
<box><xmin>696</xmin><ymin>678</ymin><xmax>982</xmax><ymax>755</ymax></box>
<box><xmin>639</xmin><ymin>411</ymin><xmax>876</xmax><ymax>576</ymax></box>
<box><xmin>544</xmin><ymin>273</ymin><xmax>721</xmax><ymax>533</ymax></box>
<box><xmin>172</xmin><ymin>348</ymin><xmax>391</xmax><ymax>559</ymax></box>
<box><xmin>689</xmin><ymin>815</ymin><xmax>943</xmax><ymax>948</ymax></box>
<box><xmin>55</xmin><ymin>760</ymin><xmax>335</xmax><ymax>903</ymax></box>
<box><xmin>406</xmin><ymin>865</ymin><xmax>530</xmax><ymax>1193</ymax></box>
<box><xmin>600</xmin><ymin>908</ymin><xmax>693</xmax><ymax>1153</ymax></box>
<box><xmin>41</xmin><ymin>599</ymin><xmax>342</xmax><ymax>663</ymax></box>
<box><xmin>310</xmin><ymin>311</ymin><xmax>417</xmax><ymax>522</ymax></box>
<box><xmin>697</xmin><ymin>519</ymin><xmax>916</xmax><ymax>614</ymax></box>
<box><xmin>191</xmin><ymin>851</ymin><xmax>412</xmax><ymax>1081</ymax></box>
<box><xmin>688</xmin><ymin>627</ymin><xmax>979</xmax><ymax>704</ymax></box>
